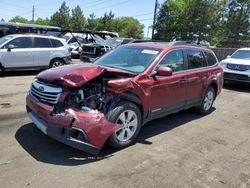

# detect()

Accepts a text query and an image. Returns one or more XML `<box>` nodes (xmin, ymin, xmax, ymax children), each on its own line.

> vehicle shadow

<box><xmin>223</xmin><ymin>82</ymin><xmax>250</xmax><ymax>93</ymax></box>
<box><xmin>0</xmin><ymin>70</ymin><xmax>42</xmax><ymax>78</ymax></box>
<box><xmin>15</xmin><ymin>108</ymin><xmax>214</xmax><ymax>166</ymax></box>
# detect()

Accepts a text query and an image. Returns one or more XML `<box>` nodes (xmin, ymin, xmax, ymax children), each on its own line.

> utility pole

<box><xmin>152</xmin><ymin>0</ymin><xmax>158</xmax><ymax>39</ymax></box>
<box><xmin>32</xmin><ymin>6</ymin><xmax>35</xmax><ymax>23</ymax></box>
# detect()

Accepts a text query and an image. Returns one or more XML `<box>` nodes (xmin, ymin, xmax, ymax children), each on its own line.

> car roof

<box><xmin>6</xmin><ymin>33</ymin><xmax>63</xmax><ymax>40</ymax></box>
<box><xmin>126</xmin><ymin>42</ymin><xmax>210</xmax><ymax>51</ymax></box>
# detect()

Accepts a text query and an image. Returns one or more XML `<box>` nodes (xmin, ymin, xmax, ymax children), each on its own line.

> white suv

<box><xmin>220</xmin><ymin>48</ymin><xmax>250</xmax><ymax>83</ymax></box>
<box><xmin>0</xmin><ymin>34</ymin><xmax>71</xmax><ymax>71</ymax></box>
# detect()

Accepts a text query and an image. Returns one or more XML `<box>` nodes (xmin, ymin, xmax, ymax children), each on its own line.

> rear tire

<box><xmin>107</xmin><ymin>101</ymin><xmax>142</xmax><ymax>148</ymax></box>
<box><xmin>195</xmin><ymin>87</ymin><xmax>215</xmax><ymax>114</ymax></box>
<box><xmin>49</xmin><ymin>58</ymin><xmax>64</xmax><ymax>68</ymax></box>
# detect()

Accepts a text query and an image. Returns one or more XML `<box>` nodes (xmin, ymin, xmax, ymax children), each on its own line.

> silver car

<box><xmin>220</xmin><ymin>48</ymin><xmax>250</xmax><ymax>83</ymax></box>
<box><xmin>0</xmin><ymin>34</ymin><xmax>71</xmax><ymax>71</ymax></box>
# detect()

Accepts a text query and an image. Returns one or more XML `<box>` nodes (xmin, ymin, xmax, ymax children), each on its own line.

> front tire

<box><xmin>49</xmin><ymin>58</ymin><xmax>64</xmax><ymax>68</ymax></box>
<box><xmin>107</xmin><ymin>101</ymin><xmax>142</xmax><ymax>148</ymax></box>
<box><xmin>196</xmin><ymin>87</ymin><xmax>216</xmax><ymax>114</ymax></box>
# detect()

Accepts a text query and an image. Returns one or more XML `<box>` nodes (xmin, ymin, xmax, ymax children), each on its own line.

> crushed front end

<box><xmin>26</xmin><ymin>67</ymin><xmax>133</xmax><ymax>154</ymax></box>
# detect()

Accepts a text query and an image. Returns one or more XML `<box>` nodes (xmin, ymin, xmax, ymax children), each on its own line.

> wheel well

<box><xmin>209</xmin><ymin>82</ymin><xmax>218</xmax><ymax>98</ymax></box>
<box><xmin>50</xmin><ymin>57</ymin><xmax>65</xmax><ymax>64</ymax></box>
<box><xmin>119</xmin><ymin>92</ymin><xmax>144</xmax><ymax>120</ymax></box>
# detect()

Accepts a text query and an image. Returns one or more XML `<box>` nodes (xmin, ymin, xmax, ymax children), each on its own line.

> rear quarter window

<box><xmin>50</xmin><ymin>39</ymin><xmax>63</xmax><ymax>47</ymax></box>
<box><xmin>204</xmin><ymin>51</ymin><xmax>217</xmax><ymax>66</ymax></box>
<box><xmin>186</xmin><ymin>49</ymin><xmax>206</xmax><ymax>69</ymax></box>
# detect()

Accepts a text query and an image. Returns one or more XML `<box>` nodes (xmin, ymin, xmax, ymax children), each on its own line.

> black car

<box><xmin>80</xmin><ymin>37</ymin><xmax>133</xmax><ymax>62</ymax></box>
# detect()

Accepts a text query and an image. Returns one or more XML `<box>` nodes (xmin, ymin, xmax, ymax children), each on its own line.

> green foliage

<box><xmin>50</xmin><ymin>1</ymin><xmax>71</xmax><ymax>29</ymax></box>
<box><xmin>86</xmin><ymin>13</ymin><xmax>99</xmax><ymax>31</ymax></box>
<box><xmin>70</xmin><ymin>5</ymin><xmax>86</xmax><ymax>30</ymax></box>
<box><xmin>155</xmin><ymin>0</ymin><xmax>250</xmax><ymax>47</ymax></box>
<box><xmin>86</xmin><ymin>12</ymin><xmax>144</xmax><ymax>39</ymax></box>
<box><xmin>114</xmin><ymin>17</ymin><xmax>144</xmax><ymax>39</ymax></box>
<box><xmin>6</xmin><ymin>2</ymin><xmax>144</xmax><ymax>40</ymax></box>
<box><xmin>34</xmin><ymin>18</ymin><xmax>51</xmax><ymax>25</ymax></box>
<box><xmin>216</xmin><ymin>0</ymin><xmax>250</xmax><ymax>47</ymax></box>
<box><xmin>155</xmin><ymin>0</ymin><xmax>220</xmax><ymax>42</ymax></box>
<box><xmin>9</xmin><ymin>16</ymin><xmax>29</xmax><ymax>23</ymax></box>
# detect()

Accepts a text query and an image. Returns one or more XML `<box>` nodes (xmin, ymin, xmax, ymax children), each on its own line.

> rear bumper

<box><xmin>27</xmin><ymin>109</ymin><xmax>101</xmax><ymax>155</ymax></box>
<box><xmin>26</xmin><ymin>94</ymin><xmax>118</xmax><ymax>155</ymax></box>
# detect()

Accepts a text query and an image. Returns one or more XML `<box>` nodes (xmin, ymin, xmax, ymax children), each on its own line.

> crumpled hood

<box><xmin>221</xmin><ymin>58</ymin><xmax>250</xmax><ymax>65</ymax></box>
<box><xmin>37</xmin><ymin>63</ymin><xmax>106</xmax><ymax>87</ymax></box>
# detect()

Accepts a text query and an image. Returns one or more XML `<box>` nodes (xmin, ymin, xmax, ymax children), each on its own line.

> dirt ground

<box><xmin>0</xmin><ymin>63</ymin><xmax>250</xmax><ymax>188</ymax></box>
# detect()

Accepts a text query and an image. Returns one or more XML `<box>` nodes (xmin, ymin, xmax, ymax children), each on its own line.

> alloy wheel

<box><xmin>203</xmin><ymin>90</ymin><xmax>214</xmax><ymax>111</ymax></box>
<box><xmin>115</xmin><ymin>110</ymin><xmax>138</xmax><ymax>142</ymax></box>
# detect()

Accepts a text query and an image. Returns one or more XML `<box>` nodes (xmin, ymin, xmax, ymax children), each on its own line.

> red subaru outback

<box><xmin>26</xmin><ymin>42</ymin><xmax>223</xmax><ymax>154</ymax></box>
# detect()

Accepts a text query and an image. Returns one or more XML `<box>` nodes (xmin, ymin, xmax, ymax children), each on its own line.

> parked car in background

<box><xmin>80</xmin><ymin>37</ymin><xmax>134</xmax><ymax>62</ymax></box>
<box><xmin>0</xmin><ymin>34</ymin><xmax>71</xmax><ymax>72</ymax></box>
<box><xmin>26</xmin><ymin>42</ymin><xmax>223</xmax><ymax>154</ymax></box>
<box><xmin>220</xmin><ymin>48</ymin><xmax>250</xmax><ymax>83</ymax></box>
<box><xmin>63</xmin><ymin>32</ymin><xmax>105</xmax><ymax>58</ymax></box>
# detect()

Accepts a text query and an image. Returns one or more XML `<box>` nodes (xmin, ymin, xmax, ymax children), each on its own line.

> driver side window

<box><xmin>158</xmin><ymin>50</ymin><xmax>184</xmax><ymax>72</ymax></box>
<box><xmin>4</xmin><ymin>37</ymin><xmax>32</xmax><ymax>49</ymax></box>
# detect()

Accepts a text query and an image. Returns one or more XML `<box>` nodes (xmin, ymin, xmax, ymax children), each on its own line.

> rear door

<box><xmin>148</xmin><ymin>49</ymin><xmax>187</xmax><ymax>116</ymax></box>
<box><xmin>0</xmin><ymin>37</ymin><xmax>33</xmax><ymax>68</ymax></box>
<box><xmin>33</xmin><ymin>37</ymin><xmax>53</xmax><ymax>67</ymax></box>
<box><xmin>184</xmin><ymin>49</ymin><xmax>208</xmax><ymax>107</ymax></box>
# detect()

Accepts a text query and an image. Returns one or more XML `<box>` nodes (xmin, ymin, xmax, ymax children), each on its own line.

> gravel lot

<box><xmin>0</xmin><ymin>61</ymin><xmax>250</xmax><ymax>188</ymax></box>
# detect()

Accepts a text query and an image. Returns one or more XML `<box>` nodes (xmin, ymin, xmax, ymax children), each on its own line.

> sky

<box><xmin>0</xmin><ymin>0</ymin><xmax>165</xmax><ymax>38</ymax></box>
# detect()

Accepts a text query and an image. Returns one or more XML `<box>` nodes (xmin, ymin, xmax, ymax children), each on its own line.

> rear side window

<box><xmin>34</xmin><ymin>37</ymin><xmax>52</xmax><ymax>48</ymax></box>
<box><xmin>4</xmin><ymin>37</ymin><xmax>32</xmax><ymax>48</ymax></box>
<box><xmin>186</xmin><ymin>49</ymin><xmax>206</xmax><ymax>69</ymax></box>
<box><xmin>50</xmin><ymin>39</ymin><xmax>63</xmax><ymax>47</ymax></box>
<box><xmin>158</xmin><ymin>50</ymin><xmax>185</xmax><ymax>72</ymax></box>
<box><xmin>204</xmin><ymin>51</ymin><xmax>217</xmax><ymax>66</ymax></box>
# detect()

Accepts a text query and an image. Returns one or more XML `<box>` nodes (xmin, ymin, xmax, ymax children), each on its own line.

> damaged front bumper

<box><xmin>26</xmin><ymin>94</ymin><xmax>118</xmax><ymax>155</ymax></box>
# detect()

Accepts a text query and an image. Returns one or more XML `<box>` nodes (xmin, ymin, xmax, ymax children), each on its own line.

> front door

<box><xmin>147</xmin><ymin>49</ymin><xmax>186</xmax><ymax>116</ymax></box>
<box><xmin>0</xmin><ymin>37</ymin><xmax>33</xmax><ymax>68</ymax></box>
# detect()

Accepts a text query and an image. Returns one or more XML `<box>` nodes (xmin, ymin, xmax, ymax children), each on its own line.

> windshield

<box><xmin>102</xmin><ymin>38</ymin><xmax>123</xmax><ymax>47</ymax></box>
<box><xmin>95</xmin><ymin>46</ymin><xmax>162</xmax><ymax>73</ymax></box>
<box><xmin>0</xmin><ymin>35</ymin><xmax>14</xmax><ymax>46</ymax></box>
<box><xmin>231</xmin><ymin>50</ymin><xmax>250</xmax><ymax>60</ymax></box>
<box><xmin>92</xmin><ymin>34</ymin><xmax>105</xmax><ymax>44</ymax></box>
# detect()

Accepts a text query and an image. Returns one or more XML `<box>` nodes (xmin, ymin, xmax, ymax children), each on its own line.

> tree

<box><xmin>97</xmin><ymin>11</ymin><xmax>115</xmax><ymax>31</ymax></box>
<box><xmin>1</xmin><ymin>18</ymin><xmax>5</xmax><ymax>22</ymax></box>
<box><xmin>50</xmin><ymin>1</ymin><xmax>71</xmax><ymax>29</ymax></box>
<box><xmin>216</xmin><ymin>0</ymin><xmax>250</xmax><ymax>47</ymax></box>
<box><xmin>155</xmin><ymin>0</ymin><xmax>221</xmax><ymax>43</ymax></box>
<box><xmin>34</xmin><ymin>18</ymin><xmax>51</xmax><ymax>25</ymax></box>
<box><xmin>86</xmin><ymin>13</ymin><xmax>99</xmax><ymax>31</ymax></box>
<box><xmin>70</xmin><ymin>5</ymin><xmax>85</xmax><ymax>30</ymax></box>
<box><xmin>114</xmin><ymin>17</ymin><xmax>144</xmax><ymax>39</ymax></box>
<box><xmin>9</xmin><ymin>16</ymin><xmax>29</xmax><ymax>23</ymax></box>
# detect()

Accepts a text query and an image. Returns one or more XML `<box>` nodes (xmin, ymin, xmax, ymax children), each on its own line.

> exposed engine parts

<box><xmin>64</xmin><ymin>83</ymin><xmax>109</xmax><ymax>112</ymax></box>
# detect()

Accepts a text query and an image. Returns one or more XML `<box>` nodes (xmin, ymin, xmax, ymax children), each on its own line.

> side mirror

<box><xmin>7</xmin><ymin>44</ymin><xmax>14</xmax><ymax>52</ymax></box>
<box><xmin>227</xmin><ymin>55</ymin><xmax>231</xmax><ymax>58</ymax></box>
<box><xmin>156</xmin><ymin>66</ymin><xmax>173</xmax><ymax>76</ymax></box>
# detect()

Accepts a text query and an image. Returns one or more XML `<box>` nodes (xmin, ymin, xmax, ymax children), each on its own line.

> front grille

<box><xmin>30</xmin><ymin>80</ymin><xmax>62</xmax><ymax>104</ymax></box>
<box><xmin>227</xmin><ymin>63</ymin><xmax>250</xmax><ymax>71</ymax></box>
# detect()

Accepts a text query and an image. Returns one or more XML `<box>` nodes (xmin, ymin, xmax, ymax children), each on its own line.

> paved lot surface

<box><xmin>0</xmin><ymin>62</ymin><xmax>250</xmax><ymax>188</ymax></box>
